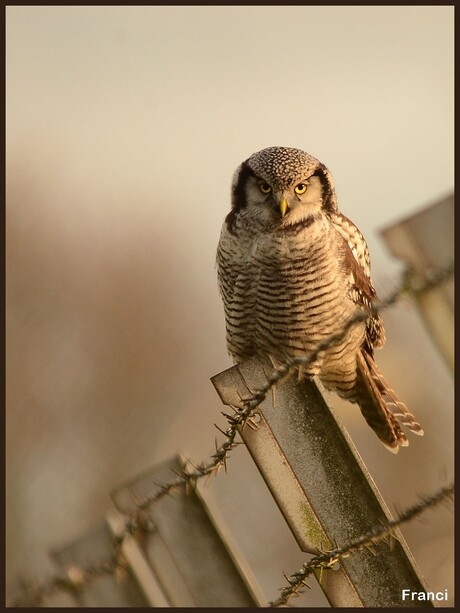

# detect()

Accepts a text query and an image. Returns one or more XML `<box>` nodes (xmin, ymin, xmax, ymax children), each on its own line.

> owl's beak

<box><xmin>279</xmin><ymin>199</ymin><xmax>288</xmax><ymax>217</ymax></box>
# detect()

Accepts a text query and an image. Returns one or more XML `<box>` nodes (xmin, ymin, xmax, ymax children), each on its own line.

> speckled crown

<box><xmin>247</xmin><ymin>146</ymin><xmax>322</xmax><ymax>188</ymax></box>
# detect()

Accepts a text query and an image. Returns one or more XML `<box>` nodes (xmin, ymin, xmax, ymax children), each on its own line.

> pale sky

<box><xmin>7</xmin><ymin>5</ymin><xmax>454</xmax><ymax>274</ymax></box>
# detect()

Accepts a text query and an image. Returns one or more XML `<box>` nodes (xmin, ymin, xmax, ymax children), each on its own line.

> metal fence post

<box><xmin>51</xmin><ymin>522</ymin><xmax>150</xmax><ymax>608</ymax></box>
<box><xmin>211</xmin><ymin>356</ymin><xmax>433</xmax><ymax>607</ymax></box>
<box><xmin>381</xmin><ymin>193</ymin><xmax>454</xmax><ymax>371</ymax></box>
<box><xmin>111</xmin><ymin>455</ymin><xmax>267</xmax><ymax>607</ymax></box>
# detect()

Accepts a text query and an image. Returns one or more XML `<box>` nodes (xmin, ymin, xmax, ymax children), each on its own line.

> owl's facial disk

<box><xmin>245</xmin><ymin>174</ymin><xmax>324</xmax><ymax>226</ymax></box>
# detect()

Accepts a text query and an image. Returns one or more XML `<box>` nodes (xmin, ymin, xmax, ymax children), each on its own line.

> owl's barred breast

<box><xmin>218</xmin><ymin>216</ymin><xmax>365</xmax><ymax>387</ymax></box>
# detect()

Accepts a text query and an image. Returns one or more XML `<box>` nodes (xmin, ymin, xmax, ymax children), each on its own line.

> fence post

<box><xmin>211</xmin><ymin>356</ymin><xmax>432</xmax><ymax>607</ymax></box>
<box><xmin>51</xmin><ymin>522</ymin><xmax>151</xmax><ymax>608</ymax></box>
<box><xmin>110</xmin><ymin>455</ymin><xmax>266</xmax><ymax>607</ymax></box>
<box><xmin>381</xmin><ymin>193</ymin><xmax>454</xmax><ymax>371</ymax></box>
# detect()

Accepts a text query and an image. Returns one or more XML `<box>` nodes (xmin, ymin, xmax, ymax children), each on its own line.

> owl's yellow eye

<box><xmin>258</xmin><ymin>182</ymin><xmax>272</xmax><ymax>194</ymax></box>
<box><xmin>294</xmin><ymin>183</ymin><xmax>308</xmax><ymax>195</ymax></box>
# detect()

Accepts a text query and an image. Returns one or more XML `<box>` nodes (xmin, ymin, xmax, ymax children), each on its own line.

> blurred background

<box><xmin>6</xmin><ymin>6</ymin><xmax>454</xmax><ymax>607</ymax></box>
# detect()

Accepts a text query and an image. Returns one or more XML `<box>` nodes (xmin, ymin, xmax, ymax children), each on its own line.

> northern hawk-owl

<box><xmin>216</xmin><ymin>146</ymin><xmax>423</xmax><ymax>452</ymax></box>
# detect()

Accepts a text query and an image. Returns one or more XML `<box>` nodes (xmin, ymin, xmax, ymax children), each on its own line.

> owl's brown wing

<box><xmin>330</xmin><ymin>211</ymin><xmax>371</xmax><ymax>276</ymax></box>
<box><xmin>332</xmin><ymin>212</ymin><xmax>422</xmax><ymax>451</ymax></box>
<box><xmin>331</xmin><ymin>211</ymin><xmax>386</xmax><ymax>352</ymax></box>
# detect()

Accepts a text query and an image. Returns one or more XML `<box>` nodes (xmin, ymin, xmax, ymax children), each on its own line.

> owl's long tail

<box><xmin>355</xmin><ymin>350</ymin><xmax>424</xmax><ymax>453</ymax></box>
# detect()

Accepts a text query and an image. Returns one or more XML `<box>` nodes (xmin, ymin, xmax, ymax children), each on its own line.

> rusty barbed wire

<box><xmin>270</xmin><ymin>482</ymin><xmax>454</xmax><ymax>607</ymax></box>
<box><xmin>9</xmin><ymin>263</ymin><xmax>453</xmax><ymax>607</ymax></box>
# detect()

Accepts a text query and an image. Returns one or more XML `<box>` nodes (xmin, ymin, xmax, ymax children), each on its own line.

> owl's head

<box><xmin>226</xmin><ymin>146</ymin><xmax>337</xmax><ymax>232</ymax></box>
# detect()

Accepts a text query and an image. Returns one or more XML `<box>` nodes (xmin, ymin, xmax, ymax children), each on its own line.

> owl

<box><xmin>216</xmin><ymin>146</ymin><xmax>423</xmax><ymax>452</ymax></box>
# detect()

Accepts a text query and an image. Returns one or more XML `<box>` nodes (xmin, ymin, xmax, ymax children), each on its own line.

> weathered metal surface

<box><xmin>212</xmin><ymin>356</ymin><xmax>432</xmax><ymax>607</ymax></box>
<box><xmin>111</xmin><ymin>455</ymin><xmax>266</xmax><ymax>607</ymax></box>
<box><xmin>381</xmin><ymin>193</ymin><xmax>454</xmax><ymax>370</ymax></box>
<box><xmin>106</xmin><ymin>511</ymin><xmax>170</xmax><ymax>607</ymax></box>
<box><xmin>51</xmin><ymin>522</ymin><xmax>150</xmax><ymax>608</ymax></box>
